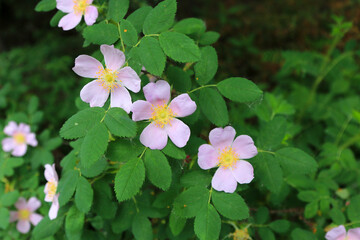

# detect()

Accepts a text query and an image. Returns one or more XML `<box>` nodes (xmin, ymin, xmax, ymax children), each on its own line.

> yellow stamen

<box><xmin>18</xmin><ymin>209</ymin><xmax>30</xmax><ymax>221</ymax></box>
<box><xmin>13</xmin><ymin>133</ymin><xmax>26</xmax><ymax>145</ymax></box>
<box><xmin>150</xmin><ymin>103</ymin><xmax>175</xmax><ymax>128</ymax></box>
<box><xmin>46</xmin><ymin>181</ymin><xmax>58</xmax><ymax>201</ymax></box>
<box><xmin>73</xmin><ymin>0</ymin><xmax>89</xmax><ymax>15</ymax></box>
<box><xmin>218</xmin><ymin>147</ymin><xmax>239</xmax><ymax>169</ymax></box>
<box><xmin>232</xmin><ymin>228</ymin><xmax>251</xmax><ymax>240</ymax></box>
<box><xmin>96</xmin><ymin>67</ymin><xmax>120</xmax><ymax>92</ymax></box>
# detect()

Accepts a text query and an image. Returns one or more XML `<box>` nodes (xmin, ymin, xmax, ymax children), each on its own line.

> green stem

<box><xmin>188</xmin><ymin>84</ymin><xmax>217</xmax><ymax>94</ymax></box>
<box><xmin>208</xmin><ymin>187</ymin><xmax>213</xmax><ymax>203</ymax></box>
<box><xmin>100</xmin><ymin>105</ymin><xmax>112</xmax><ymax>123</ymax></box>
<box><xmin>117</xmin><ymin>23</ymin><xmax>125</xmax><ymax>52</ymax></box>
<box><xmin>257</xmin><ymin>149</ymin><xmax>276</xmax><ymax>155</ymax></box>
<box><xmin>339</xmin><ymin>132</ymin><xmax>360</xmax><ymax>150</ymax></box>
<box><xmin>344</xmin><ymin>221</ymin><xmax>360</xmax><ymax>227</ymax></box>
<box><xmin>139</xmin><ymin>147</ymin><xmax>147</xmax><ymax>159</ymax></box>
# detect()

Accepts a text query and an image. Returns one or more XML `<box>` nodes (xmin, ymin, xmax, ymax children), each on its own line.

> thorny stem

<box><xmin>188</xmin><ymin>84</ymin><xmax>217</xmax><ymax>94</ymax></box>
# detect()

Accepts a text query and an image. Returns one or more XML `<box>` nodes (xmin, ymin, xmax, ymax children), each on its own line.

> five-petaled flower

<box><xmin>44</xmin><ymin>164</ymin><xmax>60</xmax><ymax>220</ymax></box>
<box><xmin>2</xmin><ymin>121</ymin><xmax>38</xmax><ymax>157</ymax></box>
<box><xmin>56</xmin><ymin>0</ymin><xmax>98</xmax><ymax>31</ymax></box>
<box><xmin>325</xmin><ymin>225</ymin><xmax>360</xmax><ymax>240</ymax></box>
<box><xmin>197</xmin><ymin>126</ymin><xmax>257</xmax><ymax>193</ymax></box>
<box><xmin>73</xmin><ymin>44</ymin><xmax>141</xmax><ymax>113</ymax></box>
<box><xmin>131</xmin><ymin>80</ymin><xmax>197</xmax><ymax>150</ymax></box>
<box><xmin>10</xmin><ymin>197</ymin><xmax>43</xmax><ymax>234</ymax></box>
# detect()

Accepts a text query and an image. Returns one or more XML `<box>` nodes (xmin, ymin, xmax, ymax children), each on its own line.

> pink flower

<box><xmin>10</xmin><ymin>197</ymin><xmax>43</xmax><ymax>234</ymax></box>
<box><xmin>73</xmin><ymin>45</ymin><xmax>141</xmax><ymax>113</ymax></box>
<box><xmin>44</xmin><ymin>164</ymin><xmax>60</xmax><ymax>220</ymax></box>
<box><xmin>2</xmin><ymin>121</ymin><xmax>38</xmax><ymax>157</ymax></box>
<box><xmin>56</xmin><ymin>0</ymin><xmax>98</xmax><ymax>31</ymax></box>
<box><xmin>325</xmin><ymin>225</ymin><xmax>360</xmax><ymax>240</ymax></box>
<box><xmin>131</xmin><ymin>80</ymin><xmax>197</xmax><ymax>150</ymax></box>
<box><xmin>197</xmin><ymin>126</ymin><xmax>257</xmax><ymax>193</ymax></box>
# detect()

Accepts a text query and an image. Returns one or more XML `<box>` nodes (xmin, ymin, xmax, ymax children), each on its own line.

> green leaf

<box><xmin>60</xmin><ymin>107</ymin><xmax>105</xmax><ymax>140</ymax></box>
<box><xmin>269</xmin><ymin>220</ymin><xmax>290</xmax><ymax>233</ymax></box>
<box><xmin>298</xmin><ymin>191</ymin><xmax>319</xmax><ymax>202</ymax></box>
<box><xmin>258</xmin><ymin>116</ymin><xmax>287</xmax><ymax>150</ymax></box>
<box><xmin>276</xmin><ymin>147</ymin><xmax>318</xmax><ymax>175</ymax></box>
<box><xmin>159</xmin><ymin>32</ymin><xmax>201</xmax><ymax>63</ymax></box>
<box><xmin>169</xmin><ymin>210</ymin><xmax>187</xmax><ymax>236</ymax></box>
<box><xmin>50</xmin><ymin>11</ymin><xmax>66</xmax><ymax>27</ymax></box>
<box><xmin>35</xmin><ymin>0</ymin><xmax>55</xmax><ymax>12</ymax></box>
<box><xmin>0</xmin><ymin>190</ymin><xmax>19</xmax><ymax>207</ymax></box>
<box><xmin>0</xmin><ymin>157</ymin><xmax>24</xmax><ymax>179</ymax></box>
<box><xmin>143</xmin><ymin>0</ymin><xmax>177</xmax><ymax>35</ymax></box>
<box><xmin>217</xmin><ymin>77</ymin><xmax>263</xmax><ymax>103</ymax></box>
<box><xmin>173</xmin><ymin>18</ymin><xmax>206</xmax><ymax>35</ymax></box>
<box><xmin>65</xmin><ymin>205</ymin><xmax>84</xmax><ymax>240</ymax></box>
<box><xmin>173</xmin><ymin>186</ymin><xmax>209</xmax><ymax>218</ymax></box>
<box><xmin>291</xmin><ymin>228</ymin><xmax>316</xmax><ymax>240</ymax></box>
<box><xmin>107</xmin><ymin>139</ymin><xmax>143</xmax><ymax>162</ymax></box>
<box><xmin>199</xmin><ymin>31</ymin><xmax>220</xmax><ymax>45</ymax></box>
<box><xmin>127</xmin><ymin>6</ymin><xmax>152</xmax><ymax>33</ymax></box>
<box><xmin>162</xmin><ymin>140</ymin><xmax>186</xmax><ymax>159</ymax></box>
<box><xmin>199</xmin><ymin>88</ymin><xmax>229</xmax><ymax>127</ymax></box>
<box><xmin>80</xmin><ymin>123</ymin><xmax>109</xmax><ymax>168</ymax></box>
<box><xmin>115</xmin><ymin>158</ymin><xmax>145</xmax><ymax>202</ymax></box>
<box><xmin>348</xmin><ymin>195</ymin><xmax>360</xmax><ymax>221</ymax></box>
<box><xmin>139</xmin><ymin>37</ymin><xmax>166</xmax><ymax>76</ymax></box>
<box><xmin>167</xmin><ymin>66</ymin><xmax>192</xmax><ymax>92</ymax></box>
<box><xmin>80</xmin><ymin>156</ymin><xmax>107</xmax><ymax>178</ymax></box>
<box><xmin>195</xmin><ymin>46</ymin><xmax>218</xmax><ymax>85</ymax></box>
<box><xmin>255</xmin><ymin>207</ymin><xmax>269</xmax><ymax>224</ymax></box>
<box><xmin>211</xmin><ymin>191</ymin><xmax>249</xmax><ymax>220</ymax></box>
<box><xmin>104</xmin><ymin>107</ymin><xmax>137</xmax><ymax>138</ymax></box>
<box><xmin>58</xmin><ymin>169</ymin><xmax>79</xmax><ymax>206</ymax></box>
<box><xmin>120</xmin><ymin>19</ymin><xmax>138</xmax><ymax>46</ymax></box>
<box><xmin>258</xmin><ymin>228</ymin><xmax>275</xmax><ymax>240</ymax></box>
<box><xmin>304</xmin><ymin>201</ymin><xmax>318</xmax><ymax>218</ymax></box>
<box><xmin>93</xmin><ymin>181</ymin><xmax>118</xmax><ymax>219</ymax></box>
<box><xmin>180</xmin><ymin>170</ymin><xmax>211</xmax><ymax>188</ymax></box>
<box><xmin>75</xmin><ymin>177</ymin><xmax>94</xmax><ymax>213</ymax></box>
<box><xmin>329</xmin><ymin>208</ymin><xmax>346</xmax><ymax>225</ymax></box>
<box><xmin>144</xmin><ymin>150</ymin><xmax>172</xmax><ymax>190</ymax></box>
<box><xmin>28</xmin><ymin>96</ymin><xmax>39</xmax><ymax>114</ymax></box>
<box><xmin>30</xmin><ymin>148</ymin><xmax>53</xmax><ymax>169</ymax></box>
<box><xmin>132</xmin><ymin>214</ymin><xmax>153</xmax><ymax>240</ymax></box>
<box><xmin>107</xmin><ymin>0</ymin><xmax>129</xmax><ymax>22</ymax></box>
<box><xmin>83</xmin><ymin>22</ymin><xmax>119</xmax><ymax>45</ymax></box>
<box><xmin>0</xmin><ymin>208</ymin><xmax>9</xmax><ymax>229</ymax></box>
<box><xmin>33</xmin><ymin>215</ymin><xmax>64</xmax><ymax>240</ymax></box>
<box><xmin>194</xmin><ymin>204</ymin><xmax>221</xmax><ymax>240</ymax></box>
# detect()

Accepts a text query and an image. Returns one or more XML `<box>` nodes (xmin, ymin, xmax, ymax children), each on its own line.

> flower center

<box><xmin>13</xmin><ymin>133</ymin><xmax>26</xmax><ymax>145</ymax></box>
<box><xmin>218</xmin><ymin>147</ymin><xmax>239</xmax><ymax>169</ymax></box>
<box><xmin>18</xmin><ymin>209</ymin><xmax>30</xmax><ymax>221</ymax></box>
<box><xmin>47</xmin><ymin>181</ymin><xmax>58</xmax><ymax>201</ymax></box>
<box><xmin>150</xmin><ymin>103</ymin><xmax>175</xmax><ymax>128</ymax></box>
<box><xmin>96</xmin><ymin>68</ymin><xmax>120</xmax><ymax>92</ymax></box>
<box><xmin>73</xmin><ymin>0</ymin><xmax>89</xmax><ymax>15</ymax></box>
<box><xmin>232</xmin><ymin>228</ymin><xmax>251</xmax><ymax>240</ymax></box>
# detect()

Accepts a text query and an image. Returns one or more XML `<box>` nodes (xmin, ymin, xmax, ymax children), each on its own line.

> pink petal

<box><xmin>231</xmin><ymin>160</ymin><xmax>254</xmax><ymax>184</ymax></box>
<box><xmin>12</xmin><ymin>144</ymin><xmax>27</xmax><ymax>157</ymax></box>
<box><xmin>2</xmin><ymin>138</ymin><xmax>15</xmax><ymax>152</ymax></box>
<box><xmin>30</xmin><ymin>213</ymin><xmax>43</xmax><ymax>226</ymax></box>
<box><xmin>100</xmin><ymin>45</ymin><xmax>125</xmax><ymax>71</ymax></box>
<box><xmin>198</xmin><ymin>144</ymin><xmax>219</xmax><ymax>170</ymax></box>
<box><xmin>117</xmin><ymin>67</ymin><xmax>141</xmax><ymax>93</ymax></box>
<box><xmin>15</xmin><ymin>197</ymin><xmax>27</xmax><ymax>210</ymax></box>
<box><xmin>110</xmin><ymin>87</ymin><xmax>132</xmax><ymax>113</ymax></box>
<box><xmin>84</xmin><ymin>5</ymin><xmax>98</xmax><ymax>26</ymax></box>
<box><xmin>325</xmin><ymin>225</ymin><xmax>347</xmax><ymax>240</ymax></box>
<box><xmin>56</xmin><ymin>0</ymin><xmax>74</xmax><ymax>13</ymax></box>
<box><xmin>211</xmin><ymin>167</ymin><xmax>237</xmax><ymax>193</ymax></box>
<box><xmin>209</xmin><ymin>126</ymin><xmax>236</xmax><ymax>150</ymax></box>
<box><xmin>143</xmin><ymin>80</ymin><xmax>171</xmax><ymax>105</ymax></box>
<box><xmin>232</xmin><ymin>135</ymin><xmax>257</xmax><ymax>159</ymax></box>
<box><xmin>18</xmin><ymin>123</ymin><xmax>30</xmax><ymax>134</ymax></box>
<box><xmin>80</xmin><ymin>80</ymin><xmax>109</xmax><ymax>107</ymax></box>
<box><xmin>26</xmin><ymin>133</ymin><xmax>38</xmax><ymax>147</ymax></box>
<box><xmin>10</xmin><ymin>211</ymin><xmax>18</xmax><ymax>222</ymax></box>
<box><xmin>58</xmin><ymin>12</ymin><xmax>82</xmax><ymax>31</ymax></box>
<box><xmin>49</xmin><ymin>194</ymin><xmax>60</xmax><ymax>220</ymax></box>
<box><xmin>44</xmin><ymin>183</ymin><xmax>53</xmax><ymax>202</ymax></box>
<box><xmin>131</xmin><ymin>100</ymin><xmax>152</xmax><ymax>121</ymax></box>
<box><xmin>348</xmin><ymin>228</ymin><xmax>360</xmax><ymax>240</ymax></box>
<box><xmin>140</xmin><ymin>123</ymin><xmax>168</xmax><ymax>150</ymax></box>
<box><xmin>165</xmin><ymin>118</ymin><xmax>190</xmax><ymax>148</ymax></box>
<box><xmin>73</xmin><ymin>55</ymin><xmax>103</xmax><ymax>78</ymax></box>
<box><xmin>44</xmin><ymin>164</ymin><xmax>58</xmax><ymax>182</ymax></box>
<box><xmin>169</xmin><ymin>94</ymin><xmax>196</xmax><ymax>118</ymax></box>
<box><xmin>27</xmin><ymin>197</ymin><xmax>41</xmax><ymax>212</ymax></box>
<box><xmin>17</xmin><ymin>220</ymin><xmax>30</xmax><ymax>234</ymax></box>
<box><xmin>4</xmin><ymin>121</ymin><xmax>18</xmax><ymax>136</ymax></box>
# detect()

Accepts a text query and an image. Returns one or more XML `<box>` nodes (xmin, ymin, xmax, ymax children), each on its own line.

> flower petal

<box><xmin>2</xmin><ymin>138</ymin><xmax>15</xmax><ymax>152</ymax></box>
<box><xmin>110</xmin><ymin>87</ymin><xmax>132</xmax><ymax>113</ymax></box>
<box><xmin>165</xmin><ymin>119</ymin><xmax>190</xmax><ymax>148</ymax></box>
<box><xmin>56</xmin><ymin>0</ymin><xmax>74</xmax><ymax>13</ymax></box>
<box><xmin>15</xmin><ymin>197</ymin><xmax>27</xmax><ymax>210</ymax></box>
<box><xmin>84</xmin><ymin>5</ymin><xmax>98</xmax><ymax>26</ymax></box>
<box><xmin>12</xmin><ymin>144</ymin><xmax>27</xmax><ymax>157</ymax></box>
<box><xmin>348</xmin><ymin>228</ymin><xmax>360</xmax><ymax>240</ymax></box>
<box><xmin>80</xmin><ymin>80</ymin><xmax>109</xmax><ymax>107</ymax></box>
<box><xmin>49</xmin><ymin>194</ymin><xmax>60</xmax><ymax>220</ymax></box>
<box><xmin>4</xmin><ymin>121</ymin><xmax>18</xmax><ymax>136</ymax></box>
<box><xmin>325</xmin><ymin>225</ymin><xmax>347</xmax><ymax>240</ymax></box>
<box><xmin>30</xmin><ymin>213</ymin><xmax>43</xmax><ymax>226</ymax></box>
<box><xmin>27</xmin><ymin>197</ymin><xmax>41</xmax><ymax>212</ymax></box>
<box><xmin>169</xmin><ymin>94</ymin><xmax>197</xmax><ymax>118</ymax></box>
<box><xmin>10</xmin><ymin>211</ymin><xmax>18</xmax><ymax>222</ymax></box>
<box><xmin>73</xmin><ymin>55</ymin><xmax>103</xmax><ymax>78</ymax></box>
<box><xmin>143</xmin><ymin>80</ymin><xmax>170</xmax><ymax>105</ymax></box>
<box><xmin>198</xmin><ymin>144</ymin><xmax>219</xmax><ymax>170</ymax></box>
<box><xmin>17</xmin><ymin>220</ymin><xmax>31</xmax><ymax>234</ymax></box>
<box><xmin>58</xmin><ymin>12</ymin><xmax>82</xmax><ymax>31</ymax></box>
<box><xmin>131</xmin><ymin>100</ymin><xmax>152</xmax><ymax>121</ymax></box>
<box><xmin>44</xmin><ymin>164</ymin><xmax>58</xmax><ymax>183</ymax></box>
<box><xmin>100</xmin><ymin>45</ymin><xmax>125</xmax><ymax>71</ymax></box>
<box><xmin>140</xmin><ymin>123</ymin><xmax>168</xmax><ymax>150</ymax></box>
<box><xmin>209</xmin><ymin>126</ymin><xmax>236</xmax><ymax>150</ymax></box>
<box><xmin>117</xmin><ymin>67</ymin><xmax>141</xmax><ymax>93</ymax></box>
<box><xmin>231</xmin><ymin>160</ymin><xmax>254</xmax><ymax>184</ymax></box>
<box><xmin>18</xmin><ymin>123</ymin><xmax>30</xmax><ymax>134</ymax></box>
<box><xmin>211</xmin><ymin>167</ymin><xmax>237</xmax><ymax>193</ymax></box>
<box><xmin>44</xmin><ymin>183</ymin><xmax>53</xmax><ymax>202</ymax></box>
<box><xmin>26</xmin><ymin>133</ymin><xmax>38</xmax><ymax>147</ymax></box>
<box><xmin>232</xmin><ymin>135</ymin><xmax>257</xmax><ymax>159</ymax></box>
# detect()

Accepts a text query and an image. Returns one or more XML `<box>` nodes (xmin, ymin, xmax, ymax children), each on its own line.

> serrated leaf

<box><xmin>169</xmin><ymin>210</ymin><xmax>186</xmax><ymax>236</ymax></box>
<box><xmin>127</xmin><ymin>6</ymin><xmax>152</xmax><ymax>33</ymax></box>
<box><xmin>180</xmin><ymin>170</ymin><xmax>211</xmax><ymax>188</ymax></box>
<box><xmin>58</xmin><ymin>169</ymin><xmax>79</xmax><ymax>206</ymax></box>
<box><xmin>173</xmin><ymin>18</ymin><xmax>206</xmax><ymax>35</ymax></box>
<box><xmin>35</xmin><ymin>0</ymin><xmax>55</xmax><ymax>12</ymax></box>
<box><xmin>132</xmin><ymin>214</ymin><xmax>153</xmax><ymax>240</ymax></box>
<box><xmin>144</xmin><ymin>150</ymin><xmax>172</xmax><ymax>190</ymax></box>
<box><xmin>120</xmin><ymin>19</ymin><xmax>138</xmax><ymax>46</ymax></box>
<box><xmin>211</xmin><ymin>191</ymin><xmax>249</xmax><ymax>220</ymax></box>
<box><xmin>107</xmin><ymin>0</ymin><xmax>129</xmax><ymax>22</ymax></box>
<box><xmin>143</xmin><ymin>0</ymin><xmax>177</xmax><ymax>35</ymax></box>
<box><xmin>195</xmin><ymin>46</ymin><xmax>218</xmax><ymax>85</ymax></box>
<box><xmin>80</xmin><ymin>156</ymin><xmax>107</xmax><ymax>178</ymax></box>
<box><xmin>199</xmin><ymin>88</ymin><xmax>229</xmax><ymax>127</ymax></box>
<box><xmin>173</xmin><ymin>186</ymin><xmax>209</xmax><ymax>218</ymax></box>
<box><xmin>276</xmin><ymin>147</ymin><xmax>318</xmax><ymax>175</ymax></box>
<box><xmin>162</xmin><ymin>140</ymin><xmax>186</xmax><ymax>159</ymax></box>
<box><xmin>65</xmin><ymin>205</ymin><xmax>84</xmax><ymax>240</ymax></box>
<box><xmin>83</xmin><ymin>22</ymin><xmax>119</xmax><ymax>45</ymax></box>
<box><xmin>75</xmin><ymin>177</ymin><xmax>94</xmax><ymax>213</ymax></box>
<box><xmin>104</xmin><ymin>107</ymin><xmax>136</xmax><ymax>137</ymax></box>
<box><xmin>139</xmin><ymin>37</ymin><xmax>166</xmax><ymax>76</ymax></box>
<box><xmin>194</xmin><ymin>204</ymin><xmax>221</xmax><ymax>240</ymax></box>
<box><xmin>106</xmin><ymin>139</ymin><xmax>143</xmax><ymax>162</ymax></box>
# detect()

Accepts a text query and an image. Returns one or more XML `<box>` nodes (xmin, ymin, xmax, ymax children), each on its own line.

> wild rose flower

<box><xmin>73</xmin><ymin>44</ymin><xmax>141</xmax><ymax>113</ymax></box>
<box><xmin>131</xmin><ymin>80</ymin><xmax>196</xmax><ymax>150</ymax></box>
<box><xmin>44</xmin><ymin>164</ymin><xmax>60</xmax><ymax>220</ymax></box>
<box><xmin>325</xmin><ymin>225</ymin><xmax>360</xmax><ymax>240</ymax></box>
<box><xmin>2</xmin><ymin>121</ymin><xmax>38</xmax><ymax>157</ymax></box>
<box><xmin>56</xmin><ymin>0</ymin><xmax>98</xmax><ymax>31</ymax></box>
<box><xmin>198</xmin><ymin>126</ymin><xmax>257</xmax><ymax>193</ymax></box>
<box><xmin>10</xmin><ymin>197</ymin><xmax>43</xmax><ymax>234</ymax></box>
